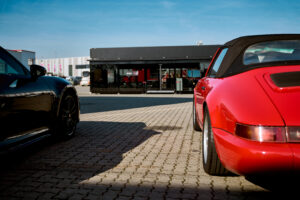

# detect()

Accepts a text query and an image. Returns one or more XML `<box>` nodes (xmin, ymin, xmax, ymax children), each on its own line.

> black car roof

<box><xmin>216</xmin><ymin>34</ymin><xmax>300</xmax><ymax>77</ymax></box>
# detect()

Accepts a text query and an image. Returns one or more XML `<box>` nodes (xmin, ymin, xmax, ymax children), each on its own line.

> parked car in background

<box><xmin>80</xmin><ymin>71</ymin><xmax>90</xmax><ymax>86</ymax></box>
<box><xmin>66</xmin><ymin>76</ymin><xmax>82</xmax><ymax>85</ymax></box>
<box><xmin>193</xmin><ymin>34</ymin><xmax>300</xmax><ymax>176</ymax></box>
<box><xmin>73</xmin><ymin>76</ymin><xmax>82</xmax><ymax>85</ymax></box>
<box><xmin>66</xmin><ymin>76</ymin><xmax>74</xmax><ymax>84</ymax></box>
<box><xmin>80</xmin><ymin>77</ymin><xmax>90</xmax><ymax>86</ymax></box>
<box><xmin>0</xmin><ymin>46</ymin><xmax>80</xmax><ymax>153</ymax></box>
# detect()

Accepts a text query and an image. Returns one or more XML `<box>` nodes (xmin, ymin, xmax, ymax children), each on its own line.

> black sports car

<box><xmin>0</xmin><ymin>46</ymin><xmax>80</xmax><ymax>153</ymax></box>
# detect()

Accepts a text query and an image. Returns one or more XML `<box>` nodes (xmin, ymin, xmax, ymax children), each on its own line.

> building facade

<box><xmin>90</xmin><ymin>45</ymin><xmax>220</xmax><ymax>94</ymax></box>
<box><xmin>35</xmin><ymin>56</ymin><xmax>90</xmax><ymax>77</ymax></box>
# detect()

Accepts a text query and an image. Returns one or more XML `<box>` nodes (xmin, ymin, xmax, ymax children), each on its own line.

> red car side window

<box><xmin>207</xmin><ymin>48</ymin><xmax>228</xmax><ymax>78</ymax></box>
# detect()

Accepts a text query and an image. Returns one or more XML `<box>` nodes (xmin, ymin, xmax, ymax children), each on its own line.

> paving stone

<box><xmin>0</xmin><ymin>196</ymin><xmax>22</xmax><ymax>200</ymax></box>
<box><xmin>23</xmin><ymin>192</ymin><xmax>41</xmax><ymax>200</ymax></box>
<box><xmin>84</xmin><ymin>194</ymin><xmax>101</xmax><ymax>200</ymax></box>
<box><xmin>165</xmin><ymin>191</ymin><xmax>182</xmax><ymax>199</ymax></box>
<box><xmin>69</xmin><ymin>194</ymin><xmax>86</xmax><ymax>200</ymax></box>
<box><xmin>132</xmin><ymin>196</ymin><xmax>148</xmax><ymax>200</ymax></box>
<box><xmin>148</xmin><ymin>192</ymin><xmax>165</xmax><ymax>199</ymax></box>
<box><xmin>101</xmin><ymin>190</ymin><xmax>119</xmax><ymax>200</ymax></box>
<box><xmin>117</xmin><ymin>196</ymin><xmax>133</xmax><ymax>200</ymax></box>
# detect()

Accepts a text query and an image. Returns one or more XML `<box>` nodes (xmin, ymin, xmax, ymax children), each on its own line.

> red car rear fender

<box><xmin>213</xmin><ymin>128</ymin><xmax>294</xmax><ymax>175</ymax></box>
<box><xmin>203</xmin><ymin>68</ymin><xmax>286</xmax><ymax>134</ymax></box>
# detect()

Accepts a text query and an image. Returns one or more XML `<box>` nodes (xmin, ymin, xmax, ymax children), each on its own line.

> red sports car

<box><xmin>193</xmin><ymin>34</ymin><xmax>300</xmax><ymax>176</ymax></box>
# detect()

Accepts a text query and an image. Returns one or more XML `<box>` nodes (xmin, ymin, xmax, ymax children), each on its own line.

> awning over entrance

<box><xmin>90</xmin><ymin>45</ymin><xmax>220</xmax><ymax>64</ymax></box>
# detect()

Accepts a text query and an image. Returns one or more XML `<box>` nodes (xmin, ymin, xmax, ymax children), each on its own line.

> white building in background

<box><xmin>7</xmin><ymin>49</ymin><xmax>35</xmax><ymax>70</ymax></box>
<box><xmin>36</xmin><ymin>56</ymin><xmax>90</xmax><ymax>77</ymax></box>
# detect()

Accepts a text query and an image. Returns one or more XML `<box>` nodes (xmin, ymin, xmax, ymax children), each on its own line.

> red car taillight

<box><xmin>235</xmin><ymin>124</ymin><xmax>286</xmax><ymax>142</ymax></box>
<box><xmin>235</xmin><ymin>124</ymin><xmax>300</xmax><ymax>143</ymax></box>
<box><xmin>287</xmin><ymin>127</ymin><xmax>300</xmax><ymax>142</ymax></box>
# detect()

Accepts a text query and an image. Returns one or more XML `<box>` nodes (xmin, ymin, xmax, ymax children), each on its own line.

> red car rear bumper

<box><xmin>213</xmin><ymin>128</ymin><xmax>300</xmax><ymax>175</ymax></box>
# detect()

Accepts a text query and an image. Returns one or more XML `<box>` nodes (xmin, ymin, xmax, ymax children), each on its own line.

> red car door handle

<box><xmin>201</xmin><ymin>86</ymin><xmax>206</xmax><ymax>91</ymax></box>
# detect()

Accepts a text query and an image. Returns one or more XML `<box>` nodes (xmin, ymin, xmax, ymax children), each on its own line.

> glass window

<box><xmin>208</xmin><ymin>48</ymin><xmax>228</xmax><ymax>78</ymax></box>
<box><xmin>119</xmin><ymin>67</ymin><xmax>145</xmax><ymax>89</ymax></box>
<box><xmin>107</xmin><ymin>69</ymin><xmax>115</xmax><ymax>83</ymax></box>
<box><xmin>0</xmin><ymin>57</ymin><xmax>25</xmax><ymax>75</ymax></box>
<box><xmin>146</xmin><ymin>68</ymin><xmax>159</xmax><ymax>90</ymax></box>
<box><xmin>200</xmin><ymin>62</ymin><xmax>210</xmax><ymax>70</ymax></box>
<box><xmin>244</xmin><ymin>40</ymin><xmax>300</xmax><ymax>65</ymax></box>
<box><xmin>91</xmin><ymin>65</ymin><xmax>118</xmax><ymax>88</ymax></box>
<box><xmin>76</xmin><ymin>64</ymin><xmax>89</xmax><ymax>69</ymax></box>
<box><xmin>160</xmin><ymin>68</ymin><xmax>175</xmax><ymax>90</ymax></box>
<box><xmin>187</xmin><ymin>69</ymin><xmax>200</xmax><ymax>78</ymax></box>
<box><xmin>182</xmin><ymin>66</ymin><xmax>201</xmax><ymax>91</ymax></box>
<box><xmin>0</xmin><ymin>59</ymin><xmax>5</xmax><ymax>73</ymax></box>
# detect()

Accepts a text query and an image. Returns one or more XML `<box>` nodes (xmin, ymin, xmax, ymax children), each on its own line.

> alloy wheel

<box><xmin>61</xmin><ymin>95</ymin><xmax>77</xmax><ymax>136</ymax></box>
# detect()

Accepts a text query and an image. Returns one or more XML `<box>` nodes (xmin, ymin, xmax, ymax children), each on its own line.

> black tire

<box><xmin>57</xmin><ymin>94</ymin><xmax>78</xmax><ymax>139</ymax></box>
<box><xmin>202</xmin><ymin>107</ymin><xmax>228</xmax><ymax>175</ymax></box>
<box><xmin>193</xmin><ymin>97</ymin><xmax>202</xmax><ymax>131</ymax></box>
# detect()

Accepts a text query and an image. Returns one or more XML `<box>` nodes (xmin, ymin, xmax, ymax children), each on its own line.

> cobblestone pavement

<box><xmin>0</xmin><ymin>92</ymin><xmax>283</xmax><ymax>200</ymax></box>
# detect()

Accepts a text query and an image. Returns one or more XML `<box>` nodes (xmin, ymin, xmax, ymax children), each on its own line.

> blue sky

<box><xmin>1</xmin><ymin>0</ymin><xmax>300</xmax><ymax>58</ymax></box>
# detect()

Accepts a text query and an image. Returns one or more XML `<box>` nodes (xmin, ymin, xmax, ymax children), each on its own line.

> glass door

<box><xmin>146</xmin><ymin>67</ymin><xmax>159</xmax><ymax>90</ymax></box>
<box><xmin>146</xmin><ymin>65</ymin><xmax>175</xmax><ymax>92</ymax></box>
<box><xmin>161</xmin><ymin>67</ymin><xmax>175</xmax><ymax>91</ymax></box>
<box><xmin>160</xmin><ymin>68</ymin><xmax>168</xmax><ymax>90</ymax></box>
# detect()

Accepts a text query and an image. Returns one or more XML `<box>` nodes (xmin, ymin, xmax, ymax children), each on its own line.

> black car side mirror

<box><xmin>30</xmin><ymin>64</ymin><xmax>46</xmax><ymax>79</ymax></box>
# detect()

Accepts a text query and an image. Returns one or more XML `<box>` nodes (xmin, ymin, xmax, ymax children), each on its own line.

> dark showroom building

<box><xmin>89</xmin><ymin>45</ymin><xmax>220</xmax><ymax>94</ymax></box>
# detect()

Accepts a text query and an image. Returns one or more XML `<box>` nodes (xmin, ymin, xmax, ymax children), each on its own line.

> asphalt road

<box><xmin>0</xmin><ymin>86</ymin><xmax>296</xmax><ymax>200</ymax></box>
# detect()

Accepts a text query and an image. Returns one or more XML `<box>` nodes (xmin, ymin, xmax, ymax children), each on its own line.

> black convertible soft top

<box><xmin>216</xmin><ymin>34</ymin><xmax>300</xmax><ymax>77</ymax></box>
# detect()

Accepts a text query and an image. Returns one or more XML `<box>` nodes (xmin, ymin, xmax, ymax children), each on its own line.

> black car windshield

<box><xmin>243</xmin><ymin>40</ymin><xmax>300</xmax><ymax>65</ymax></box>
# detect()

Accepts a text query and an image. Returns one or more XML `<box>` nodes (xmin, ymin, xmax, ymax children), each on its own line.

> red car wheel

<box><xmin>202</xmin><ymin>107</ymin><xmax>229</xmax><ymax>175</ymax></box>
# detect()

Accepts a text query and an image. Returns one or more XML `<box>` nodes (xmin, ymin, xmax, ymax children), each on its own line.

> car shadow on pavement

<box><xmin>79</xmin><ymin>96</ymin><xmax>192</xmax><ymax>114</ymax></box>
<box><xmin>0</xmin><ymin>121</ymin><xmax>157</xmax><ymax>195</ymax></box>
<box><xmin>0</xmin><ymin>121</ymin><xmax>159</xmax><ymax>171</ymax></box>
<box><xmin>246</xmin><ymin>174</ymin><xmax>300</xmax><ymax>193</ymax></box>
